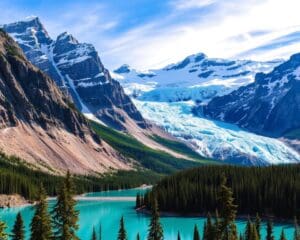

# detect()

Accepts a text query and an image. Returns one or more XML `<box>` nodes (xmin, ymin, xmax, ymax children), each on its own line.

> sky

<box><xmin>1</xmin><ymin>0</ymin><xmax>300</xmax><ymax>70</ymax></box>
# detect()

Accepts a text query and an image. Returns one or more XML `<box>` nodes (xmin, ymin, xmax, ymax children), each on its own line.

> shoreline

<box><xmin>136</xmin><ymin>207</ymin><xmax>296</xmax><ymax>225</ymax></box>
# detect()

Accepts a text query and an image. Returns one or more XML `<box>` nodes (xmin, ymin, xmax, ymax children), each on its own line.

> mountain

<box><xmin>0</xmin><ymin>29</ymin><xmax>130</xmax><ymax>175</ymax></box>
<box><xmin>2</xmin><ymin>17</ymin><xmax>147</xmax><ymax>131</ymax></box>
<box><xmin>202</xmin><ymin>53</ymin><xmax>300</xmax><ymax>137</ymax></box>
<box><xmin>115</xmin><ymin>54</ymin><xmax>300</xmax><ymax>165</ymax></box>
<box><xmin>113</xmin><ymin>53</ymin><xmax>281</xmax><ymax>103</ymax></box>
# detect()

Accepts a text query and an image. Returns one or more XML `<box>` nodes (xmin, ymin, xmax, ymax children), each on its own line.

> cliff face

<box><xmin>202</xmin><ymin>53</ymin><xmax>300</xmax><ymax>137</ymax></box>
<box><xmin>0</xmin><ymin>29</ymin><xmax>131</xmax><ymax>174</ymax></box>
<box><xmin>3</xmin><ymin>17</ymin><xmax>147</xmax><ymax>131</ymax></box>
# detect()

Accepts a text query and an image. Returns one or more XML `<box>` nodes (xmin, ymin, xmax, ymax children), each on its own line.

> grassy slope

<box><xmin>90</xmin><ymin>121</ymin><xmax>215</xmax><ymax>174</ymax></box>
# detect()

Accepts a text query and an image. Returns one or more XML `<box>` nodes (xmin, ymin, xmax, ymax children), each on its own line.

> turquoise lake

<box><xmin>0</xmin><ymin>188</ymin><xmax>295</xmax><ymax>239</ymax></box>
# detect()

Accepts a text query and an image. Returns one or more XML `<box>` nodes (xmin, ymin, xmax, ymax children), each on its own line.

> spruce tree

<box><xmin>177</xmin><ymin>231</ymin><xmax>181</xmax><ymax>240</ymax></box>
<box><xmin>193</xmin><ymin>225</ymin><xmax>200</xmax><ymax>240</ymax></box>
<box><xmin>147</xmin><ymin>197</ymin><xmax>163</xmax><ymax>240</ymax></box>
<box><xmin>294</xmin><ymin>217</ymin><xmax>300</xmax><ymax>240</ymax></box>
<box><xmin>99</xmin><ymin>224</ymin><xmax>102</xmax><ymax>240</ymax></box>
<box><xmin>205</xmin><ymin>213</ymin><xmax>215</xmax><ymax>240</ymax></box>
<box><xmin>266</xmin><ymin>219</ymin><xmax>274</xmax><ymax>240</ymax></box>
<box><xmin>0</xmin><ymin>220</ymin><xmax>7</xmax><ymax>240</ymax></box>
<box><xmin>217</xmin><ymin>174</ymin><xmax>238</xmax><ymax>240</ymax></box>
<box><xmin>52</xmin><ymin>171</ymin><xmax>79</xmax><ymax>240</ymax></box>
<box><xmin>136</xmin><ymin>233</ymin><xmax>140</xmax><ymax>240</ymax></box>
<box><xmin>12</xmin><ymin>212</ymin><xmax>25</xmax><ymax>240</ymax></box>
<box><xmin>91</xmin><ymin>227</ymin><xmax>96</xmax><ymax>240</ymax></box>
<box><xmin>117</xmin><ymin>216</ymin><xmax>127</xmax><ymax>240</ymax></box>
<box><xmin>280</xmin><ymin>229</ymin><xmax>286</xmax><ymax>240</ymax></box>
<box><xmin>136</xmin><ymin>194</ymin><xmax>141</xmax><ymax>209</ymax></box>
<box><xmin>30</xmin><ymin>184</ymin><xmax>52</xmax><ymax>240</ymax></box>
<box><xmin>255</xmin><ymin>214</ymin><xmax>261</xmax><ymax>240</ymax></box>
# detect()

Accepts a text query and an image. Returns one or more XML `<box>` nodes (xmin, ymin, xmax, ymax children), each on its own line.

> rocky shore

<box><xmin>0</xmin><ymin>194</ymin><xmax>31</xmax><ymax>208</ymax></box>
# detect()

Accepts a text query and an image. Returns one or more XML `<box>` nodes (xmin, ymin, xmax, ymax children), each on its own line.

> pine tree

<box><xmin>30</xmin><ymin>184</ymin><xmax>52</xmax><ymax>240</ymax></box>
<box><xmin>136</xmin><ymin>193</ymin><xmax>141</xmax><ymax>209</ymax></box>
<box><xmin>52</xmin><ymin>171</ymin><xmax>79</xmax><ymax>240</ymax></box>
<box><xmin>99</xmin><ymin>224</ymin><xmax>102</xmax><ymax>240</ymax></box>
<box><xmin>266</xmin><ymin>219</ymin><xmax>274</xmax><ymax>240</ymax></box>
<box><xmin>245</xmin><ymin>219</ymin><xmax>252</xmax><ymax>240</ymax></box>
<box><xmin>205</xmin><ymin>213</ymin><xmax>215</xmax><ymax>240</ymax></box>
<box><xmin>294</xmin><ymin>217</ymin><xmax>300</xmax><ymax>240</ymax></box>
<box><xmin>117</xmin><ymin>216</ymin><xmax>127</xmax><ymax>240</ymax></box>
<box><xmin>193</xmin><ymin>225</ymin><xmax>200</xmax><ymax>240</ymax></box>
<box><xmin>255</xmin><ymin>214</ymin><xmax>261</xmax><ymax>240</ymax></box>
<box><xmin>0</xmin><ymin>220</ymin><xmax>7</xmax><ymax>240</ymax></box>
<box><xmin>12</xmin><ymin>212</ymin><xmax>25</xmax><ymax>240</ymax></box>
<box><xmin>280</xmin><ymin>229</ymin><xmax>286</xmax><ymax>240</ymax></box>
<box><xmin>147</xmin><ymin>197</ymin><xmax>163</xmax><ymax>240</ymax></box>
<box><xmin>177</xmin><ymin>231</ymin><xmax>181</xmax><ymax>240</ymax></box>
<box><xmin>136</xmin><ymin>233</ymin><xmax>140</xmax><ymax>240</ymax></box>
<box><xmin>217</xmin><ymin>174</ymin><xmax>238</xmax><ymax>240</ymax></box>
<box><xmin>91</xmin><ymin>227</ymin><xmax>96</xmax><ymax>240</ymax></box>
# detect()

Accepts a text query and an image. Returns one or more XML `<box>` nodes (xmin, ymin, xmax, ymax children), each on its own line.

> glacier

<box><xmin>133</xmin><ymin>100</ymin><xmax>300</xmax><ymax>165</ymax></box>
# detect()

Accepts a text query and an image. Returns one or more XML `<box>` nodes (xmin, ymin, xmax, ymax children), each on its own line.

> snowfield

<box><xmin>133</xmin><ymin>100</ymin><xmax>300</xmax><ymax>165</ymax></box>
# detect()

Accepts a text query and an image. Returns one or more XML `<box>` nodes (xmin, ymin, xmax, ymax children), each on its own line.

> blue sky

<box><xmin>1</xmin><ymin>0</ymin><xmax>300</xmax><ymax>70</ymax></box>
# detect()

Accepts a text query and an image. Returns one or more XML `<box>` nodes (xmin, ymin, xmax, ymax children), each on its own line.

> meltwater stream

<box><xmin>0</xmin><ymin>188</ymin><xmax>295</xmax><ymax>239</ymax></box>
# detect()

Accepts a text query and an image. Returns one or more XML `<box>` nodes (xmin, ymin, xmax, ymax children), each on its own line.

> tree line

<box><xmin>0</xmin><ymin>151</ymin><xmax>159</xmax><ymax>200</ymax></box>
<box><xmin>1</xmin><ymin>172</ymin><xmax>300</xmax><ymax>240</ymax></box>
<box><xmin>142</xmin><ymin>165</ymin><xmax>300</xmax><ymax>219</ymax></box>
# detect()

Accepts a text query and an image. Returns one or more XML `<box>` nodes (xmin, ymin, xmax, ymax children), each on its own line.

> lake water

<box><xmin>0</xmin><ymin>188</ymin><xmax>295</xmax><ymax>239</ymax></box>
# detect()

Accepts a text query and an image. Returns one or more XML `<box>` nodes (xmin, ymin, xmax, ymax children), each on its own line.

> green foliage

<box><xmin>295</xmin><ymin>217</ymin><xmax>300</xmax><ymax>240</ymax></box>
<box><xmin>117</xmin><ymin>216</ymin><xmax>127</xmax><ymax>240</ymax></box>
<box><xmin>147</xmin><ymin>197</ymin><xmax>163</xmax><ymax>240</ymax></box>
<box><xmin>12</xmin><ymin>212</ymin><xmax>25</xmax><ymax>240</ymax></box>
<box><xmin>0</xmin><ymin>151</ymin><xmax>161</xmax><ymax>199</ymax></box>
<box><xmin>193</xmin><ymin>225</ymin><xmax>200</xmax><ymax>240</ymax></box>
<box><xmin>150</xmin><ymin>135</ymin><xmax>216</xmax><ymax>164</ymax></box>
<box><xmin>30</xmin><ymin>184</ymin><xmax>52</xmax><ymax>240</ymax></box>
<box><xmin>91</xmin><ymin>227</ymin><xmax>97</xmax><ymax>240</ymax></box>
<box><xmin>90</xmin><ymin>121</ymin><xmax>206</xmax><ymax>174</ymax></box>
<box><xmin>0</xmin><ymin>220</ymin><xmax>7</xmax><ymax>240</ymax></box>
<box><xmin>144</xmin><ymin>165</ymin><xmax>300</xmax><ymax>219</ymax></box>
<box><xmin>52</xmin><ymin>172</ymin><xmax>79</xmax><ymax>240</ymax></box>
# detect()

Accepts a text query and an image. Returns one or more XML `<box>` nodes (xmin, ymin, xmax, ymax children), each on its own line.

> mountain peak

<box><xmin>114</xmin><ymin>64</ymin><xmax>131</xmax><ymax>74</ymax></box>
<box><xmin>56</xmin><ymin>31</ymin><xmax>79</xmax><ymax>44</ymax></box>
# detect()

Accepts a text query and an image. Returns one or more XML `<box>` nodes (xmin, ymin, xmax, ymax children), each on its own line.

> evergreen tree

<box><xmin>117</xmin><ymin>216</ymin><xmax>127</xmax><ymax>240</ymax></box>
<box><xmin>217</xmin><ymin>174</ymin><xmax>238</xmax><ymax>240</ymax></box>
<box><xmin>280</xmin><ymin>229</ymin><xmax>286</xmax><ymax>240</ymax></box>
<box><xmin>12</xmin><ymin>212</ymin><xmax>25</xmax><ymax>240</ymax></box>
<box><xmin>177</xmin><ymin>231</ymin><xmax>181</xmax><ymax>240</ymax></box>
<box><xmin>136</xmin><ymin>193</ymin><xmax>141</xmax><ymax>209</ymax></box>
<box><xmin>30</xmin><ymin>184</ymin><xmax>52</xmax><ymax>240</ymax></box>
<box><xmin>136</xmin><ymin>233</ymin><xmax>140</xmax><ymax>240</ymax></box>
<box><xmin>255</xmin><ymin>214</ymin><xmax>261</xmax><ymax>240</ymax></box>
<box><xmin>266</xmin><ymin>219</ymin><xmax>274</xmax><ymax>240</ymax></box>
<box><xmin>91</xmin><ymin>227</ymin><xmax>96</xmax><ymax>240</ymax></box>
<box><xmin>245</xmin><ymin>219</ymin><xmax>252</xmax><ymax>240</ymax></box>
<box><xmin>193</xmin><ymin>225</ymin><xmax>200</xmax><ymax>240</ymax></box>
<box><xmin>52</xmin><ymin>171</ymin><xmax>79</xmax><ymax>240</ymax></box>
<box><xmin>99</xmin><ymin>224</ymin><xmax>102</xmax><ymax>240</ymax></box>
<box><xmin>205</xmin><ymin>213</ymin><xmax>215</xmax><ymax>240</ymax></box>
<box><xmin>0</xmin><ymin>220</ymin><xmax>7</xmax><ymax>240</ymax></box>
<box><xmin>147</xmin><ymin>197</ymin><xmax>163</xmax><ymax>240</ymax></box>
<box><xmin>294</xmin><ymin>217</ymin><xmax>300</xmax><ymax>240</ymax></box>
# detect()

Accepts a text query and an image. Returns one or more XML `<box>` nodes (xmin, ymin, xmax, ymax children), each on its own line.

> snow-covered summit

<box><xmin>114</xmin><ymin>53</ymin><xmax>282</xmax><ymax>102</ymax></box>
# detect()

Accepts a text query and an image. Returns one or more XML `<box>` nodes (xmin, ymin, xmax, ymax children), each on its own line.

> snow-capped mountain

<box><xmin>115</xmin><ymin>54</ymin><xmax>300</xmax><ymax>165</ymax></box>
<box><xmin>202</xmin><ymin>53</ymin><xmax>300</xmax><ymax>137</ymax></box>
<box><xmin>113</xmin><ymin>53</ymin><xmax>282</xmax><ymax>103</ymax></box>
<box><xmin>2</xmin><ymin>17</ymin><xmax>147</xmax><ymax>131</ymax></box>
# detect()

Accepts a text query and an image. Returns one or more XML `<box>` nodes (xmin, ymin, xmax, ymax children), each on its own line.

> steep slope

<box><xmin>113</xmin><ymin>53</ymin><xmax>281</xmax><ymax>103</ymax></box>
<box><xmin>2</xmin><ymin>17</ymin><xmax>147</xmax><ymax>131</ymax></box>
<box><xmin>202</xmin><ymin>53</ymin><xmax>300</xmax><ymax>137</ymax></box>
<box><xmin>114</xmin><ymin>53</ymin><xmax>300</xmax><ymax>165</ymax></box>
<box><xmin>0</xmin><ymin>29</ymin><xmax>130</xmax><ymax>174</ymax></box>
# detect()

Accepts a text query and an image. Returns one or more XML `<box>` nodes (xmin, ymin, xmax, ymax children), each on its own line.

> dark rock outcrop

<box><xmin>202</xmin><ymin>53</ymin><xmax>300</xmax><ymax>137</ymax></box>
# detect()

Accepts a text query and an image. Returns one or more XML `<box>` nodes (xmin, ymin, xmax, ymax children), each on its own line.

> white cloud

<box><xmin>172</xmin><ymin>0</ymin><xmax>216</xmax><ymax>10</ymax></box>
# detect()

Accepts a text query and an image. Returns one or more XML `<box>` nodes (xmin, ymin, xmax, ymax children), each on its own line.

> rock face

<box><xmin>2</xmin><ymin>17</ymin><xmax>147</xmax><ymax>130</ymax></box>
<box><xmin>0</xmin><ymin>29</ymin><xmax>130</xmax><ymax>174</ymax></box>
<box><xmin>114</xmin><ymin>53</ymin><xmax>281</xmax><ymax>103</ymax></box>
<box><xmin>202</xmin><ymin>53</ymin><xmax>300</xmax><ymax>137</ymax></box>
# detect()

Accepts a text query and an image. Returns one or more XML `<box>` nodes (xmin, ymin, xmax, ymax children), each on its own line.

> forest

<box><xmin>142</xmin><ymin>165</ymin><xmax>300</xmax><ymax>219</ymax></box>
